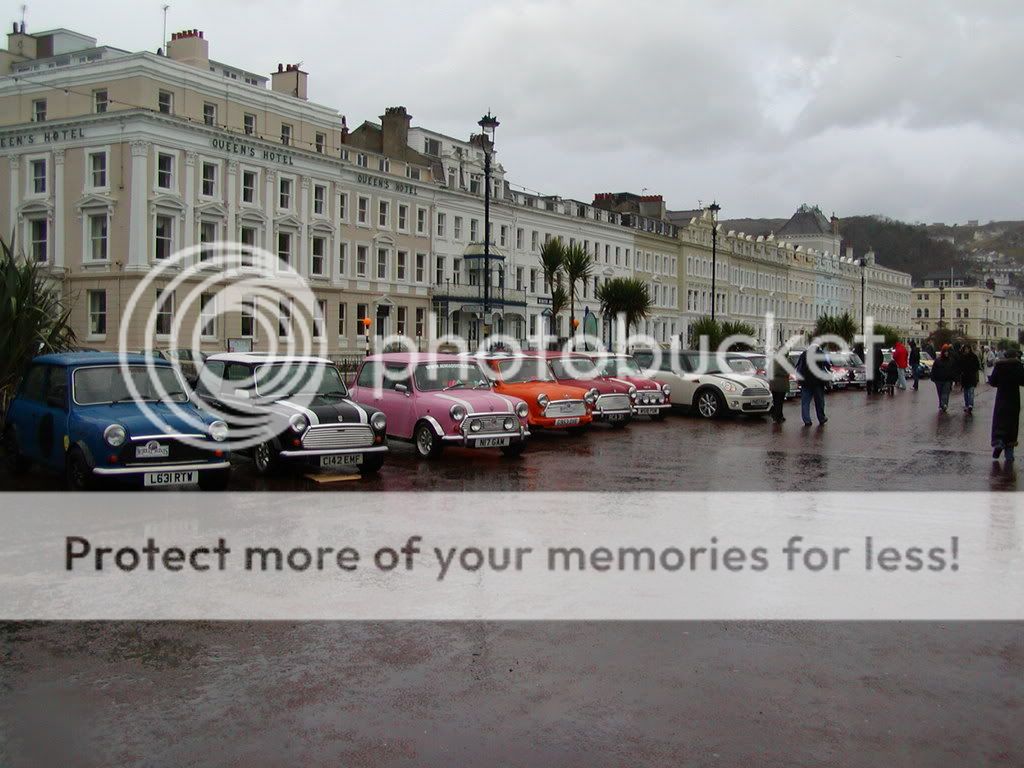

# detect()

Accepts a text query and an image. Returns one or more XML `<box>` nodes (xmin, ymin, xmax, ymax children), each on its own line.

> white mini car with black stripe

<box><xmin>196</xmin><ymin>354</ymin><xmax>388</xmax><ymax>476</ymax></box>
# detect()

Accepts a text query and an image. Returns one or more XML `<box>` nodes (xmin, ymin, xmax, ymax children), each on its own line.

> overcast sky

<box><xmin>16</xmin><ymin>0</ymin><xmax>1024</xmax><ymax>224</ymax></box>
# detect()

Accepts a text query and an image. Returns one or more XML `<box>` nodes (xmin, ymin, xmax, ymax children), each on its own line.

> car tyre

<box><xmin>3</xmin><ymin>428</ymin><xmax>30</xmax><ymax>475</ymax></box>
<box><xmin>501</xmin><ymin>442</ymin><xmax>527</xmax><ymax>457</ymax></box>
<box><xmin>198</xmin><ymin>468</ymin><xmax>231</xmax><ymax>491</ymax></box>
<box><xmin>359</xmin><ymin>454</ymin><xmax>386</xmax><ymax>475</ymax></box>
<box><xmin>252</xmin><ymin>439</ymin><xmax>282</xmax><ymax>476</ymax></box>
<box><xmin>65</xmin><ymin>449</ymin><xmax>96</xmax><ymax>491</ymax></box>
<box><xmin>694</xmin><ymin>388</ymin><xmax>725</xmax><ymax>419</ymax></box>
<box><xmin>414</xmin><ymin>423</ymin><xmax>444</xmax><ymax>459</ymax></box>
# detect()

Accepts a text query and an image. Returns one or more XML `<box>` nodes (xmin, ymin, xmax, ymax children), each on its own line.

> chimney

<box><xmin>380</xmin><ymin>106</ymin><xmax>411</xmax><ymax>157</ymax></box>
<box><xmin>340</xmin><ymin>115</ymin><xmax>349</xmax><ymax>144</ymax></box>
<box><xmin>271</xmin><ymin>63</ymin><xmax>308</xmax><ymax>100</ymax></box>
<box><xmin>6</xmin><ymin>21</ymin><xmax>37</xmax><ymax>61</ymax></box>
<box><xmin>831</xmin><ymin>213</ymin><xmax>840</xmax><ymax>235</ymax></box>
<box><xmin>166</xmin><ymin>29</ymin><xmax>209</xmax><ymax>70</ymax></box>
<box><xmin>638</xmin><ymin>194</ymin><xmax>666</xmax><ymax>220</ymax></box>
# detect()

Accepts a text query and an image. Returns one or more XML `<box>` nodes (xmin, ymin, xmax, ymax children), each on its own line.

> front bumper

<box><xmin>94</xmin><ymin>460</ymin><xmax>231</xmax><ymax>476</ymax></box>
<box><xmin>278</xmin><ymin>445</ymin><xmax>388</xmax><ymax>459</ymax></box>
<box><xmin>630</xmin><ymin>392</ymin><xmax>671</xmax><ymax>416</ymax></box>
<box><xmin>724</xmin><ymin>394</ymin><xmax>773</xmax><ymax>413</ymax></box>
<box><xmin>442</xmin><ymin>429</ymin><xmax>530</xmax><ymax>446</ymax></box>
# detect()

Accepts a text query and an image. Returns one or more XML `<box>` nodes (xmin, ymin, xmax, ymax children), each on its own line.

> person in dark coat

<box><xmin>867</xmin><ymin>341</ymin><xmax>885</xmax><ymax>395</ymax></box>
<box><xmin>989</xmin><ymin>350</ymin><xmax>1024</xmax><ymax>462</ymax></box>
<box><xmin>930</xmin><ymin>345</ymin><xmax>955</xmax><ymax>413</ymax></box>
<box><xmin>797</xmin><ymin>344</ymin><xmax>831</xmax><ymax>426</ymax></box>
<box><xmin>769</xmin><ymin>355</ymin><xmax>791</xmax><ymax>423</ymax></box>
<box><xmin>958</xmin><ymin>346</ymin><xmax>981</xmax><ymax>415</ymax></box>
<box><xmin>909</xmin><ymin>341</ymin><xmax>922</xmax><ymax>391</ymax></box>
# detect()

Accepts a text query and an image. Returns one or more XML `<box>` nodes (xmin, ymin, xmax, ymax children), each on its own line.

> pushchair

<box><xmin>881</xmin><ymin>362</ymin><xmax>898</xmax><ymax>395</ymax></box>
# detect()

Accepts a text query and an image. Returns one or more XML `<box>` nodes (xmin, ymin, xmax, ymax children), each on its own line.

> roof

<box><xmin>204</xmin><ymin>353</ymin><xmax>333</xmax><ymax>365</ymax></box>
<box><xmin>34</xmin><ymin>352</ymin><xmax>169</xmax><ymax>366</ymax></box>
<box><xmin>666</xmin><ymin>209</ymin><xmax>703</xmax><ymax>226</ymax></box>
<box><xmin>777</xmin><ymin>205</ymin><xmax>833</xmax><ymax>237</ymax></box>
<box><xmin>366</xmin><ymin>353</ymin><xmax>469</xmax><ymax>364</ymax></box>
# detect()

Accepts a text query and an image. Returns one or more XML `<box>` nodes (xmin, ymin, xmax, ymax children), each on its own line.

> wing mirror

<box><xmin>394</xmin><ymin>383</ymin><xmax>409</xmax><ymax>394</ymax></box>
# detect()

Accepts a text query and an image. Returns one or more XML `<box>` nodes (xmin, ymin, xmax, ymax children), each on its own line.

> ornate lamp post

<box><xmin>858</xmin><ymin>257</ymin><xmax>866</xmax><ymax>337</ymax></box>
<box><xmin>707</xmin><ymin>201</ymin><xmax>721</xmax><ymax>321</ymax></box>
<box><xmin>477</xmin><ymin>111</ymin><xmax>499</xmax><ymax>342</ymax></box>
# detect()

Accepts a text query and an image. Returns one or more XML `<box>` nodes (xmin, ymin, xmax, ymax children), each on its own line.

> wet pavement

<box><xmin>2</xmin><ymin>382</ymin><xmax>1022</xmax><ymax>766</ymax></box>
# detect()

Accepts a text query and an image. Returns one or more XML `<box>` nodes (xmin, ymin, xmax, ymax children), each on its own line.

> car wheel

<box><xmin>501</xmin><ymin>442</ymin><xmax>527</xmax><ymax>457</ymax></box>
<box><xmin>252</xmin><ymin>439</ymin><xmax>281</xmax><ymax>476</ymax></box>
<box><xmin>414</xmin><ymin>423</ymin><xmax>443</xmax><ymax>459</ymax></box>
<box><xmin>3</xmin><ymin>428</ymin><xmax>30</xmax><ymax>475</ymax></box>
<box><xmin>65</xmin><ymin>449</ymin><xmax>95</xmax><ymax>491</ymax></box>
<box><xmin>694</xmin><ymin>388</ymin><xmax>724</xmax><ymax>419</ymax></box>
<box><xmin>359</xmin><ymin>454</ymin><xmax>385</xmax><ymax>475</ymax></box>
<box><xmin>198</xmin><ymin>468</ymin><xmax>231</xmax><ymax>491</ymax></box>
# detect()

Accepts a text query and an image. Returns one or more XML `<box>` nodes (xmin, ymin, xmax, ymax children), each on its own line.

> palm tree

<box><xmin>1</xmin><ymin>236</ymin><xmax>77</xmax><ymax>417</ymax></box>
<box><xmin>561</xmin><ymin>243</ymin><xmax>592</xmax><ymax>347</ymax></box>
<box><xmin>596</xmin><ymin>277</ymin><xmax>652</xmax><ymax>350</ymax></box>
<box><xmin>539</xmin><ymin>238</ymin><xmax>565</xmax><ymax>309</ymax></box>
<box><xmin>549</xmin><ymin>285</ymin><xmax>569</xmax><ymax>341</ymax></box>
<box><xmin>813</xmin><ymin>312</ymin><xmax>857</xmax><ymax>347</ymax></box>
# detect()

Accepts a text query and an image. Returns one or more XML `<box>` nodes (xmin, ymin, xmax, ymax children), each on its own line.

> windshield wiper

<box><xmin>442</xmin><ymin>381</ymin><xmax>465</xmax><ymax>391</ymax></box>
<box><xmin>472</xmin><ymin>381</ymin><xmax>491</xmax><ymax>389</ymax></box>
<box><xmin>319</xmin><ymin>391</ymin><xmax>349</xmax><ymax>399</ymax></box>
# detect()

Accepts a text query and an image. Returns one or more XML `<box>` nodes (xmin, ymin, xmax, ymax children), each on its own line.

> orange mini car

<box><xmin>476</xmin><ymin>354</ymin><xmax>595</xmax><ymax>432</ymax></box>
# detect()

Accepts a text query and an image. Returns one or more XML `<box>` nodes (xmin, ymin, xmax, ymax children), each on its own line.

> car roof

<box><xmin>366</xmin><ymin>352</ymin><xmax>471</xmax><ymax>364</ymax></box>
<box><xmin>205</xmin><ymin>353</ymin><xmax>334</xmax><ymax>365</ymax></box>
<box><xmin>33</xmin><ymin>352</ymin><xmax>171</xmax><ymax>367</ymax></box>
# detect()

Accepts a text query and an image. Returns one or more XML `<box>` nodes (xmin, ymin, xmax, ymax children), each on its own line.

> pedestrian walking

<box><xmin>931</xmin><ymin>345</ymin><xmax>955</xmax><ymax>413</ymax></box>
<box><xmin>868</xmin><ymin>341</ymin><xmax>885</xmax><ymax>395</ymax></box>
<box><xmin>909</xmin><ymin>340</ymin><xmax>922</xmax><ymax>390</ymax></box>
<box><xmin>958</xmin><ymin>345</ymin><xmax>981</xmax><ymax>415</ymax></box>
<box><xmin>988</xmin><ymin>349</ymin><xmax>1024</xmax><ymax>463</ymax></box>
<box><xmin>985</xmin><ymin>346</ymin><xmax>996</xmax><ymax>369</ymax></box>
<box><xmin>797</xmin><ymin>344</ymin><xmax>830</xmax><ymax>426</ymax></box>
<box><xmin>893</xmin><ymin>340</ymin><xmax>909</xmax><ymax>390</ymax></box>
<box><xmin>769</xmin><ymin>355</ymin><xmax>790</xmax><ymax>423</ymax></box>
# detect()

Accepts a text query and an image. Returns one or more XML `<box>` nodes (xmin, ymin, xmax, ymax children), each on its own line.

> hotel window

<box><xmin>406</xmin><ymin>166</ymin><xmax>421</xmax><ymax>180</ymax></box>
<box><xmin>500</xmin><ymin>225</ymin><xmax>507</xmax><ymax>247</ymax></box>
<box><xmin>454</xmin><ymin>216</ymin><xmax>463</xmax><ymax>240</ymax></box>
<box><xmin>315</xmin><ymin>132</ymin><xmax>326</xmax><ymax>153</ymax></box>
<box><xmin>452</xmin><ymin>258</ymin><xmax>461</xmax><ymax>285</ymax></box>
<box><xmin>203</xmin><ymin>102</ymin><xmax>217</xmax><ymax>126</ymax></box>
<box><xmin>313</xmin><ymin>184</ymin><xmax>326</xmax><ymax>215</ymax></box>
<box><xmin>356</xmin><ymin>245</ymin><xmax>368</xmax><ymax>277</ymax></box>
<box><xmin>311</xmin><ymin>236</ymin><xmax>326</xmax><ymax>276</ymax></box>
<box><xmin>415</xmin><ymin>253</ymin><xmax>426</xmax><ymax>282</ymax></box>
<box><xmin>280</xmin><ymin>123</ymin><xmax>292</xmax><ymax>146</ymax></box>
<box><xmin>470</xmin><ymin>219</ymin><xmax>479</xmax><ymax>242</ymax></box>
<box><xmin>87</xmin><ymin>214</ymin><xmax>108</xmax><ymax>261</ymax></box>
<box><xmin>241</xmin><ymin>170</ymin><xmax>257</xmax><ymax>204</ymax></box>
<box><xmin>155</xmin><ymin>289</ymin><xmax>174</xmax><ymax>336</ymax></box>
<box><xmin>30</xmin><ymin>159</ymin><xmax>46</xmax><ymax>194</ymax></box>
<box><xmin>377</xmin><ymin>157</ymin><xmax>389</xmax><ymax>173</ymax></box>
<box><xmin>356</xmin><ymin>153</ymin><xmax>367</xmax><ymax>168</ymax></box>
<box><xmin>199</xmin><ymin>220</ymin><xmax>217</xmax><ymax>262</ymax></box>
<box><xmin>279</xmin><ymin>178</ymin><xmax>292</xmax><ymax>209</ymax></box>
<box><xmin>87</xmin><ymin>290</ymin><xmax>107</xmax><ymax>335</ymax></box>
<box><xmin>93</xmin><ymin>89</ymin><xmax>108</xmax><ymax>114</ymax></box>
<box><xmin>435</xmin><ymin>256</ymin><xmax>445</xmax><ymax>285</ymax></box>
<box><xmin>155</xmin><ymin>215</ymin><xmax>174</xmax><ymax>260</ymax></box>
<box><xmin>424</xmin><ymin>138</ymin><xmax>441</xmax><ymax>156</ymax></box>
<box><xmin>338</xmin><ymin>242</ymin><xmax>348</xmax><ymax>276</ymax></box>
<box><xmin>469</xmin><ymin>174</ymin><xmax>481</xmax><ymax>194</ymax></box>
<box><xmin>415</xmin><ymin>307</ymin><xmax>425</xmax><ymax>338</ymax></box>
<box><xmin>436</xmin><ymin>212</ymin><xmax>446</xmax><ymax>237</ymax></box>
<box><xmin>357</xmin><ymin>196</ymin><xmax>369</xmax><ymax>225</ymax></box>
<box><xmin>340</xmin><ymin>149</ymin><xmax>349</xmax><ymax>161</ymax></box>
<box><xmin>515</xmin><ymin>267</ymin><xmax>524</xmax><ymax>291</ymax></box>
<box><xmin>377</xmin><ymin>248</ymin><xmax>388</xmax><ymax>280</ymax></box>
<box><xmin>530</xmin><ymin>269</ymin><xmax>537</xmax><ymax>293</ymax></box>
<box><xmin>278</xmin><ymin>299</ymin><xmax>291</xmax><ymax>337</ymax></box>
<box><xmin>158</xmin><ymin>90</ymin><xmax>173</xmax><ymax>114</ymax></box>
<box><xmin>201</xmin><ymin>161</ymin><xmax>217</xmax><ymax>197</ymax></box>
<box><xmin>516</xmin><ymin>228</ymin><xmax>524</xmax><ymax>250</ymax></box>
<box><xmin>157</xmin><ymin>153</ymin><xmax>174</xmax><ymax>189</ymax></box>
<box><xmin>314</xmin><ymin>300</ymin><xmax>326</xmax><ymax>338</ymax></box>
<box><xmin>531</xmin><ymin>231</ymin><xmax>539</xmax><ymax>250</ymax></box>
<box><xmin>88</xmin><ymin>152</ymin><xmax>107</xmax><ymax>189</ymax></box>
<box><xmin>243</xmin><ymin>113</ymin><xmax>256</xmax><ymax>135</ymax></box>
<box><xmin>378</xmin><ymin>200</ymin><xmax>390</xmax><ymax>228</ymax></box>
<box><xmin>398</xmin><ymin>204</ymin><xmax>408</xmax><ymax>231</ymax></box>
<box><xmin>337</xmin><ymin>302</ymin><xmax>346</xmax><ymax>337</ymax></box>
<box><xmin>29</xmin><ymin>219</ymin><xmax>47</xmax><ymax>262</ymax></box>
<box><xmin>416</xmin><ymin>207</ymin><xmax>427</xmax><ymax>234</ymax></box>
<box><xmin>447</xmin><ymin>168</ymin><xmax>456</xmax><ymax>188</ymax></box>
<box><xmin>32</xmin><ymin>99</ymin><xmax>46</xmax><ymax>122</ymax></box>
<box><xmin>200</xmin><ymin>293</ymin><xmax>216</xmax><ymax>337</ymax></box>
<box><xmin>357</xmin><ymin>304</ymin><xmax>368</xmax><ymax>333</ymax></box>
<box><xmin>241</xmin><ymin>298</ymin><xmax>255</xmax><ymax>337</ymax></box>
<box><xmin>396</xmin><ymin>306</ymin><xmax>407</xmax><ymax>336</ymax></box>
<box><xmin>277</xmin><ymin>232</ymin><xmax>292</xmax><ymax>266</ymax></box>
<box><xmin>240</xmin><ymin>226</ymin><xmax>256</xmax><ymax>266</ymax></box>
<box><xmin>397</xmin><ymin>251</ymin><xmax>408</xmax><ymax>280</ymax></box>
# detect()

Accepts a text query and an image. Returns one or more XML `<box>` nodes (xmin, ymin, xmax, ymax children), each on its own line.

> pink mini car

<box><xmin>349</xmin><ymin>353</ymin><xmax>530</xmax><ymax>459</ymax></box>
<box><xmin>584</xmin><ymin>352</ymin><xmax>672</xmax><ymax>420</ymax></box>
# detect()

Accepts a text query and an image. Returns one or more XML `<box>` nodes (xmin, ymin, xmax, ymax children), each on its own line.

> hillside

<box><xmin>838</xmin><ymin>216</ymin><xmax>962</xmax><ymax>281</ymax></box>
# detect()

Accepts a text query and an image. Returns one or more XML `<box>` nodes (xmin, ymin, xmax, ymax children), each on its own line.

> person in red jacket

<box><xmin>892</xmin><ymin>340</ymin><xmax>910</xmax><ymax>390</ymax></box>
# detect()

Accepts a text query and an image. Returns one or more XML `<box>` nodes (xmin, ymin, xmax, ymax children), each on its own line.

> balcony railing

<box><xmin>432</xmin><ymin>282</ymin><xmax>527</xmax><ymax>307</ymax></box>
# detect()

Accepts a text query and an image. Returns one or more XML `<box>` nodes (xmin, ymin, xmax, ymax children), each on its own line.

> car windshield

<box><xmin>73</xmin><ymin>365</ymin><xmax>189</xmax><ymax>405</ymax></box>
<box><xmin>549</xmin><ymin>358</ymin><xmax>598</xmax><ymax>379</ymax></box>
<box><xmin>833</xmin><ymin>353</ymin><xmax>863</xmax><ymax>367</ymax></box>
<box><xmin>496</xmin><ymin>358</ymin><xmax>555</xmax><ymax>383</ymax></box>
<box><xmin>594</xmin><ymin>357</ymin><xmax>644</xmax><ymax>377</ymax></box>
<box><xmin>254</xmin><ymin>363</ymin><xmax>347</xmax><ymax>398</ymax></box>
<box><xmin>681</xmin><ymin>354</ymin><xmax>726</xmax><ymax>375</ymax></box>
<box><xmin>414</xmin><ymin>362</ymin><xmax>490</xmax><ymax>391</ymax></box>
<box><xmin>726</xmin><ymin>358</ymin><xmax>756</xmax><ymax>374</ymax></box>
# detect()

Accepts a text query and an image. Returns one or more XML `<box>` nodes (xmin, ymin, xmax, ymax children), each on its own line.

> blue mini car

<box><xmin>3</xmin><ymin>352</ymin><xmax>231</xmax><ymax>490</ymax></box>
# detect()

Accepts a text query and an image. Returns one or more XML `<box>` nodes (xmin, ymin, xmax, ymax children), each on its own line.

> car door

<box><xmin>37</xmin><ymin>365</ymin><xmax>71</xmax><ymax>469</ymax></box>
<box><xmin>379</xmin><ymin>363</ymin><xmax>415</xmax><ymax>439</ymax></box>
<box><xmin>12</xmin><ymin>364</ymin><xmax>51</xmax><ymax>465</ymax></box>
<box><xmin>669</xmin><ymin>353</ymin><xmax>699</xmax><ymax>405</ymax></box>
<box><xmin>218</xmin><ymin>363</ymin><xmax>260</xmax><ymax>426</ymax></box>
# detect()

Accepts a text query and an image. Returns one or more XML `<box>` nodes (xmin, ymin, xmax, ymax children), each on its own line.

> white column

<box><xmin>183</xmin><ymin>151</ymin><xmax>196</xmax><ymax>257</ymax></box>
<box><xmin>52</xmin><ymin>149</ymin><xmax>65</xmax><ymax>270</ymax></box>
<box><xmin>127</xmin><ymin>141</ymin><xmax>149</xmax><ymax>269</ymax></box>
<box><xmin>226</xmin><ymin>159</ymin><xmax>238</xmax><ymax>255</ymax></box>
<box><xmin>265</xmin><ymin>170</ymin><xmax>276</xmax><ymax>262</ymax></box>
<box><xmin>298</xmin><ymin>177</ymin><xmax>310</xmax><ymax>277</ymax></box>
<box><xmin>8</xmin><ymin>153</ymin><xmax>20</xmax><ymax>235</ymax></box>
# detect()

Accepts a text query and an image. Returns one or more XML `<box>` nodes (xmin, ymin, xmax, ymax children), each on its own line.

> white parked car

<box><xmin>633</xmin><ymin>349</ymin><xmax>773</xmax><ymax>419</ymax></box>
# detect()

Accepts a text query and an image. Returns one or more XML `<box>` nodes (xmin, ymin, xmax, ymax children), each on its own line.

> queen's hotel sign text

<box><xmin>0</xmin><ymin>126</ymin><xmax>87</xmax><ymax>148</ymax></box>
<box><xmin>210</xmin><ymin>136</ymin><xmax>295</xmax><ymax>166</ymax></box>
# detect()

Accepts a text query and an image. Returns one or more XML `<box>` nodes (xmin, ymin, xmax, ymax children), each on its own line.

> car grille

<box><xmin>742</xmin><ymin>401</ymin><xmax>771</xmax><ymax>411</ymax></box>
<box><xmin>301</xmin><ymin>424</ymin><xmax>374</xmax><ymax>450</ymax></box>
<box><xmin>596</xmin><ymin>393</ymin><xmax>630</xmax><ymax>412</ymax></box>
<box><xmin>464</xmin><ymin>414</ymin><xmax>513</xmax><ymax>433</ymax></box>
<box><xmin>122</xmin><ymin>437</ymin><xmax>214</xmax><ymax>465</ymax></box>
<box><xmin>544</xmin><ymin>400</ymin><xmax>586</xmax><ymax>418</ymax></box>
<box><xmin>634</xmin><ymin>391</ymin><xmax>665</xmax><ymax>405</ymax></box>
<box><xmin>742</xmin><ymin>387</ymin><xmax>770</xmax><ymax>397</ymax></box>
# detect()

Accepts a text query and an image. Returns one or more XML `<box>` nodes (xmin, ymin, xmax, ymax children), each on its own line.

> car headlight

<box><xmin>503</xmin><ymin>417</ymin><xmax>515</xmax><ymax>431</ymax></box>
<box><xmin>585</xmin><ymin>388</ymin><xmax>598</xmax><ymax>405</ymax></box>
<box><xmin>537</xmin><ymin>393</ymin><xmax>549</xmax><ymax>408</ymax></box>
<box><xmin>629</xmin><ymin>385</ymin><xmax>637</xmax><ymax>399</ymax></box>
<box><xmin>103</xmin><ymin>424</ymin><xmax>126</xmax><ymax>447</ymax></box>
<box><xmin>662</xmin><ymin>384</ymin><xmax>671</xmax><ymax>396</ymax></box>
<box><xmin>370</xmin><ymin>412</ymin><xmax>387</xmax><ymax>432</ymax></box>
<box><xmin>289</xmin><ymin>413</ymin><xmax>309</xmax><ymax>433</ymax></box>
<box><xmin>470</xmin><ymin>420</ymin><xmax>482</xmax><ymax>432</ymax></box>
<box><xmin>209</xmin><ymin>420</ymin><xmax>228</xmax><ymax>442</ymax></box>
<box><xmin>721</xmin><ymin>382</ymin><xmax>738</xmax><ymax>393</ymax></box>
<box><xmin>450</xmin><ymin>404</ymin><xmax>467</xmax><ymax>422</ymax></box>
<box><xmin>515</xmin><ymin>401</ymin><xmax>529</xmax><ymax>418</ymax></box>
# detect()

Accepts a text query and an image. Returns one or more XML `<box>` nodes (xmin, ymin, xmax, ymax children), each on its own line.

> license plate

<box><xmin>607</xmin><ymin>413</ymin><xmax>628</xmax><ymax>422</ymax></box>
<box><xmin>554</xmin><ymin>417</ymin><xmax>580</xmax><ymax>426</ymax></box>
<box><xmin>144</xmin><ymin>470</ymin><xmax>197</xmax><ymax>486</ymax></box>
<box><xmin>635</xmin><ymin>407</ymin><xmax>660</xmax><ymax>415</ymax></box>
<box><xmin>476</xmin><ymin>437</ymin><xmax>510</xmax><ymax>448</ymax></box>
<box><xmin>321</xmin><ymin>454</ymin><xmax>362</xmax><ymax>468</ymax></box>
<box><xmin>751</xmin><ymin>400</ymin><xmax>770</xmax><ymax>407</ymax></box>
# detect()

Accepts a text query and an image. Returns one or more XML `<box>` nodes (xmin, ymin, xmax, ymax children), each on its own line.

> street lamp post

<box><xmin>477</xmin><ymin>111</ymin><xmax>499</xmax><ymax>344</ymax></box>
<box><xmin>708</xmin><ymin>201</ymin><xmax>720</xmax><ymax>321</ymax></box>
<box><xmin>939</xmin><ymin>285</ymin><xmax>945</xmax><ymax>330</ymax></box>
<box><xmin>858</xmin><ymin>258</ymin><xmax>866</xmax><ymax>337</ymax></box>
